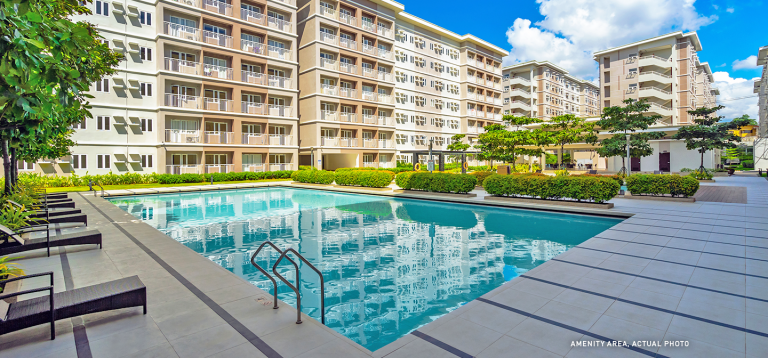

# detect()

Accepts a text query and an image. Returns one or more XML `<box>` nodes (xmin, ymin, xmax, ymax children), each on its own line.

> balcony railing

<box><xmin>362</xmin><ymin>67</ymin><xmax>377</xmax><ymax>78</ymax></box>
<box><xmin>639</xmin><ymin>71</ymin><xmax>672</xmax><ymax>78</ymax></box>
<box><xmin>362</xmin><ymin>139</ymin><xmax>378</xmax><ymax>148</ymax></box>
<box><xmin>164</xmin><ymin>57</ymin><xmax>200</xmax><ymax>75</ymax></box>
<box><xmin>378</xmin><ymin>94</ymin><xmax>392</xmax><ymax>104</ymax></box>
<box><xmin>165</xmin><ymin>94</ymin><xmax>202</xmax><ymax>109</ymax></box>
<box><xmin>377</xmin><ymin>48</ymin><xmax>392</xmax><ymax>60</ymax></box>
<box><xmin>378</xmin><ymin>71</ymin><xmax>391</xmax><ymax>82</ymax></box>
<box><xmin>639</xmin><ymin>55</ymin><xmax>668</xmax><ymax>62</ymax></box>
<box><xmin>319</xmin><ymin>6</ymin><xmax>336</xmax><ymax>19</ymax></box>
<box><xmin>203</xmin><ymin>98</ymin><xmax>234</xmax><ymax>112</ymax></box>
<box><xmin>362</xmin><ymin>43</ymin><xmax>376</xmax><ymax>55</ymax></box>
<box><xmin>267</xmin><ymin>16</ymin><xmax>292</xmax><ymax>33</ymax></box>
<box><xmin>475</xmin><ymin>77</ymin><xmax>484</xmax><ymax>84</ymax></box>
<box><xmin>340</xmin><ymin>38</ymin><xmax>356</xmax><ymax>50</ymax></box>
<box><xmin>362</xmin><ymin>21</ymin><xmax>375</xmax><ymax>32</ymax></box>
<box><xmin>320</xmin><ymin>58</ymin><xmax>338</xmax><ymax>70</ymax></box>
<box><xmin>167</xmin><ymin>165</ymin><xmax>201</xmax><ymax>175</ymax></box>
<box><xmin>362</xmin><ymin>91</ymin><xmax>377</xmax><ymax>101</ymax></box>
<box><xmin>320</xmin><ymin>32</ymin><xmax>337</xmax><ymax>45</ymax></box>
<box><xmin>321</xmin><ymin>136</ymin><xmax>338</xmax><ymax>146</ymax></box>
<box><xmin>268</xmin><ymin>104</ymin><xmax>293</xmax><ymax>117</ymax></box>
<box><xmin>321</xmin><ymin>110</ymin><xmax>337</xmax><ymax>121</ymax></box>
<box><xmin>378</xmin><ymin>116</ymin><xmax>392</xmax><ymax>126</ymax></box>
<box><xmin>270</xmin><ymin>163</ymin><xmax>292</xmax><ymax>171</ymax></box>
<box><xmin>362</xmin><ymin>114</ymin><xmax>375</xmax><ymax>124</ymax></box>
<box><xmin>164</xmin><ymin>22</ymin><xmax>199</xmax><ymax>41</ymax></box>
<box><xmin>339</xmin><ymin>13</ymin><xmax>356</xmax><ymax>26</ymax></box>
<box><xmin>243</xmin><ymin>164</ymin><xmax>265</xmax><ymax>172</ymax></box>
<box><xmin>378</xmin><ymin>139</ymin><xmax>393</xmax><ymax>148</ymax></box>
<box><xmin>363</xmin><ymin>162</ymin><xmax>377</xmax><ymax>168</ymax></box>
<box><xmin>339</xmin><ymin>62</ymin><xmax>356</xmax><ymax>74</ymax></box>
<box><xmin>205</xmin><ymin>164</ymin><xmax>234</xmax><ymax>173</ymax></box>
<box><xmin>165</xmin><ymin>129</ymin><xmax>201</xmax><ymax>143</ymax></box>
<box><xmin>241</xmin><ymin>39</ymin><xmax>266</xmax><ymax>55</ymax></box>
<box><xmin>241</xmin><ymin>101</ymin><xmax>265</xmax><ymax>115</ymax></box>
<box><xmin>476</xmin><ymin>60</ymin><xmax>483</xmax><ymax>68</ymax></box>
<box><xmin>640</xmin><ymin>86</ymin><xmax>672</xmax><ymax>95</ymax></box>
<box><xmin>268</xmin><ymin>134</ymin><xmax>292</xmax><ymax>145</ymax></box>
<box><xmin>268</xmin><ymin>75</ymin><xmax>292</xmax><ymax>89</ymax></box>
<box><xmin>267</xmin><ymin>45</ymin><xmax>291</xmax><ymax>61</ymax></box>
<box><xmin>203</xmin><ymin>0</ymin><xmax>232</xmax><ymax>16</ymax></box>
<box><xmin>339</xmin><ymin>138</ymin><xmax>357</xmax><ymax>147</ymax></box>
<box><xmin>339</xmin><ymin>112</ymin><xmax>356</xmax><ymax>122</ymax></box>
<box><xmin>204</xmin><ymin>131</ymin><xmax>234</xmax><ymax>144</ymax></box>
<box><xmin>272</xmin><ymin>0</ymin><xmax>294</xmax><ymax>5</ymax></box>
<box><xmin>241</xmin><ymin>70</ymin><xmax>267</xmax><ymax>85</ymax></box>
<box><xmin>377</xmin><ymin>25</ymin><xmax>391</xmax><ymax>37</ymax></box>
<box><xmin>203</xmin><ymin>30</ymin><xmax>233</xmax><ymax>48</ymax></box>
<box><xmin>169</xmin><ymin>0</ymin><xmax>199</xmax><ymax>6</ymax></box>
<box><xmin>321</xmin><ymin>84</ymin><xmax>338</xmax><ymax>96</ymax></box>
<box><xmin>242</xmin><ymin>133</ymin><xmax>266</xmax><ymax>145</ymax></box>
<box><xmin>240</xmin><ymin>8</ymin><xmax>265</xmax><ymax>25</ymax></box>
<box><xmin>339</xmin><ymin>88</ymin><xmax>357</xmax><ymax>99</ymax></box>
<box><xmin>203</xmin><ymin>63</ymin><xmax>233</xmax><ymax>80</ymax></box>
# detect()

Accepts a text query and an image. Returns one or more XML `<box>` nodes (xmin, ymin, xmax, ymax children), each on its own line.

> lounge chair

<box><xmin>0</xmin><ymin>223</ymin><xmax>101</xmax><ymax>257</ymax></box>
<box><xmin>7</xmin><ymin>200</ymin><xmax>86</xmax><ymax>225</ymax></box>
<box><xmin>0</xmin><ymin>272</ymin><xmax>146</xmax><ymax>339</ymax></box>
<box><xmin>587</xmin><ymin>170</ymin><xmax>597</xmax><ymax>174</ymax></box>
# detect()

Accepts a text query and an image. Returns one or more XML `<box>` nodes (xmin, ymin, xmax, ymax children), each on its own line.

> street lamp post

<box><xmin>626</xmin><ymin>134</ymin><xmax>631</xmax><ymax>176</ymax></box>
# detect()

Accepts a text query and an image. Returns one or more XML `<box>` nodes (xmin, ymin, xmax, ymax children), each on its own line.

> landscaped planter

<box><xmin>621</xmin><ymin>193</ymin><xmax>696</xmax><ymax>202</ymax></box>
<box><xmin>697</xmin><ymin>179</ymin><xmax>716</xmax><ymax>183</ymax></box>
<box><xmin>333</xmin><ymin>185</ymin><xmax>392</xmax><ymax>191</ymax></box>
<box><xmin>392</xmin><ymin>189</ymin><xmax>477</xmax><ymax>198</ymax></box>
<box><xmin>290</xmin><ymin>182</ymin><xmax>334</xmax><ymax>187</ymax></box>
<box><xmin>484</xmin><ymin>195</ymin><xmax>614</xmax><ymax>209</ymax></box>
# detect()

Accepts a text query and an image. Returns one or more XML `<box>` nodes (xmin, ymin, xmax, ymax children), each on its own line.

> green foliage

<box><xmin>673</xmin><ymin>105</ymin><xmax>750</xmax><ymax>169</ymax></box>
<box><xmin>595</xmin><ymin>99</ymin><xmax>666</xmax><ymax>169</ymax></box>
<box><xmin>474</xmin><ymin>115</ymin><xmax>549</xmax><ymax>165</ymax></box>
<box><xmin>15</xmin><ymin>172</ymin><xmax>160</xmax><ymax>187</ymax></box>
<box><xmin>545</xmin><ymin>153</ymin><xmax>572</xmax><ymax>165</ymax></box>
<box><xmin>483</xmin><ymin>175</ymin><xmax>619</xmax><ymax>203</ymax></box>
<box><xmin>334</xmin><ymin>170</ymin><xmax>394</xmax><ymax>188</ymax></box>
<box><xmin>298</xmin><ymin>165</ymin><xmax>317</xmax><ymax>171</ymax></box>
<box><xmin>625</xmin><ymin>174</ymin><xmax>700</xmax><ymax>197</ymax></box>
<box><xmin>742</xmin><ymin>160</ymin><xmax>754</xmax><ymax>168</ymax></box>
<box><xmin>204</xmin><ymin>171</ymin><xmax>293</xmax><ymax>182</ymax></box>
<box><xmin>542</xmin><ymin>115</ymin><xmax>596</xmax><ymax>168</ymax></box>
<box><xmin>447</xmin><ymin>134</ymin><xmax>471</xmax><ymax>152</ymax></box>
<box><xmin>335</xmin><ymin>167</ymin><xmax>412</xmax><ymax>174</ymax></box>
<box><xmin>572</xmin><ymin>174</ymin><xmax>624</xmax><ymax>186</ymax></box>
<box><xmin>0</xmin><ymin>203</ymin><xmax>40</xmax><ymax>230</ymax></box>
<box><xmin>291</xmin><ymin>170</ymin><xmax>335</xmax><ymax>184</ymax></box>
<box><xmin>395</xmin><ymin>171</ymin><xmax>415</xmax><ymax>189</ymax></box>
<box><xmin>156</xmin><ymin>174</ymin><xmax>203</xmax><ymax>184</ymax></box>
<box><xmin>469</xmin><ymin>171</ymin><xmax>496</xmax><ymax>186</ymax></box>
<box><xmin>688</xmin><ymin>170</ymin><xmax>713</xmax><ymax>180</ymax></box>
<box><xmin>401</xmin><ymin>173</ymin><xmax>477</xmax><ymax>194</ymax></box>
<box><xmin>554</xmin><ymin>169</ymin><xmax>569</xmax><ymax>177</ymax></box>
<box><xmin>0</xmin><ymin>256</ymin><xmax>25</xmax><ymax>289</ymax></box>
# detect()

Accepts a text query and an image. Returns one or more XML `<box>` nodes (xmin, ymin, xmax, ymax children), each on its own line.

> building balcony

<box><xmin>167</xmin><ymin>165</ymin><xmax>202</xmax><ymax>174</ymax></box>
<box><xmin>361</xmin><ymin>115</ymin><xmax>392</xmax><ymax>126</ymax></box>
<box><xmin>508</xmin><ymin>76</ymin><xmax>531</xmax><ymax>86</ymax></box>
<box><xmin>362</xmin><ymin>91</ymin><xmax>377</xmax><ymax>101</ymax></box>
<box><xmin>319</xmin><ymin>6</ymin><xmax>337</xmax><ymax>19</ymax></box>
<box><xmin>241</xmin><ymin>39</ymin><xmax>266</xmax><ymax>56</ymax></box>
<box><xmin>646</xmin><ymin>103</ymin><xmax>673</xmax><ymax>117</ymax></box>
<box><xmin>166</xmin><ymin>129</ymin><xmax>201</xmax><ymax>143</ymax></box>
<box><xmin>339</xmin><ymin>13</ymin><xmax>356</xmax><ymax>26</ymax></box>
<box><xmin>639</xmin><ymin>71</ymin><xmax>673</xmax><ymax>85</ymax></box>
<box><xmin>378</xmin><ymin>71</ymin><xmax>391</xmax><ymax>81</ymax></box>
<box><xmin>267</xmin><ymin>45</ymin><xmax>291</xmax><ymax>61</ymax></box>
<box><xmin>320</xmin><ymin>58</ymin><xmax>338</xmax><ymax>70</ymax></box>
<box><xmin>339</xmin><ymin>112</ymin><xmax>356</xmax><ymax>123</ymax></box>
<box><xmin>339</xmin><ymin>88</ymin><xmax>357</xmax><ymax>99</ymax></box>
<box><xmin>270</xmin><ymin>163</ymin><xmax>293</xmax><ymax>171</ymax></box>
<box><xmin>203</xmin><ymin>0</ymin><xmax>232</xmax><ymax>16</ymax></box>
<box><xmin>204</xmin><ymin>131</ymin><xmax>234</xmax><ymax>144</ymax></box>
<box><xmin>640</xmin><ymin>86</ymin><xmax>672</xmax><ymax>101</ymax></box>
<box><xmin>203</xmin><ymin>98</ymin><xmax>234</xmax><ymax>112</ymax></box>
<box><xmin>378</xmin><ymin>93</ymin><xmax>393</xmax><ymax>104</ymax></box>
<box><xmin>363</xmin><ymin>161</ymin><xmax>377</xmax><ymax>167</ymax></box>
<box><xmin>268</xmin><ymin>75</ymin><xmax>292</xmax><ymax>89</ymax></box>
<box><xmin>377</xmin><ymin>48</ymin><xmax>392</xmax><ymax>60</ymax></box>
<box><xmin>205</xmin><ymin>164</ymin><xmax>234</xmax><ymax>173</ymax></box>
<box><xmin>243</xmin><ymin>164</ymin><xmax>266</xmax><ymax>172</ymax></box>
<box><xmin>377</xmin><ymin>25</ymin><xmax>391</xmax><ymax>38</ymax></box>
<box><xmin>268</xmin><ymin>134</ymin><xmax>293</xmax><ymax>146</ymax></box>
<box><xmin>242</xmin><ymin>133</ymin><xmax>267</xmax><ymax>145</ymax></box>
<box><xmin>339</xmin><ymin>62</ymin><xmax>356</xmax><ymax>75</ymax></box>
<box><xmin>362</xmin><ymin>44</ymin><xmax>376</xmax><ymax>56</ymax></box>
<box><xmin>320</xmin><ymin>32</ymin><xmax>338</xmax><ymax>45</ymax></box>
<box><xmin>509</xmin><ymin>100</ymin><xmax>531</xmax><ymax>111</ymax></box>
<box><xmin>340</xmin><ymin>38</ymin><xmax>356</xmax><ymax>51</ymax></box>
<box><xmin>320</xmin><ymin>110</ymin><xmax>337</xmax><ymax>121</ymax></box>
<box><xmin>240</xmin><ymin>8</ymin><xmax>265</xmax><ymax>26</ymax></box>
<box><xmin>378</xmin><ymin>139</ymin><xmax>394</xmax><ymax>148</ymax></box>
<box><xmin>203</xmin><ymin>31</ymin><xmax>233</xmax><ymax>48</ymax></box>
<box><xmin>241</xmin><ymin>101</ymin><xmax>265</xmax><ymax>115</ymax></box>
<box><xmin>241</xmin><ymin>70</ymin><xmax>267</xmax><ymax>85</ymax></box>
<box><xmin>164</xmin><ymin>57</ymin><xmax>200</xmax><ymax>75</ymax></box>
<box><xmin>321</xmin><ymin>136</ymin><xmax>338</xmax><ymax>146</ymax></box>
<box><xmin>321</xmin><ymin>84</ymin><xmax>338</xmax><ymax>96</ymax></box>
<box><xmin>467</xmin><ymin>109</ymin><xmax>477</xmax><ymax>117</ymax></box>
<box><xmin>164</xmin><ymin>22</ymin><xmax>199</xmax><ymax>41</ymax></box>
<box><xmin>339</xmin><ymin>138</ymin><xmax>358</xmax><ymax>147</ymax></box>
<box><xmin>203</xmin><ymin>63</ymin><xmax>233</xmax><ymax>80</ymax></box>
<box><xmin>639</xmin><ymin>55</ymin><xmax>672</xmax><ymax>68</ymax></box>
<box><xmin>165</xmin><ymin>94</ymin><xmax>202</xmax><ymax>109</ymax></box>
<box><xmin>475</xmin><ymin>60</ymin><xmax>483</xmax><ymax>68</ymax></box>
<box><xmin>268</xmin><ymin>105</ymin><xmax>293</xmax><ymax>117</ymax></box>
<box><xmin>474</xmin><ymin>77</ymin><xmax>484</xmax><ymax>85</ymax></box>
<box><xmin>267</xmin><ymin>16</ymin><xmax>292</xmax><ymax>33</ymax></box>
<box><xmin>362</xmin><ymin>139</ymin><xmax>379</xmax><ymax>148</ymax></box>
<box><xmin>362</xmin><ymin>21</ymin><xmax>375</xmax><ymax>33</ymax></box>
<box><xmin>362</xmin><ymin>67</ymin><xmax>378</xmax><ymax>79</ymax></box>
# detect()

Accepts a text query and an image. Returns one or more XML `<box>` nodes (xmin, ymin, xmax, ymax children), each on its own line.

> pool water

<box><xmin>110</xmin><ymin>188</ymin><xmax>619</xmax><ymax>351</ymax></box>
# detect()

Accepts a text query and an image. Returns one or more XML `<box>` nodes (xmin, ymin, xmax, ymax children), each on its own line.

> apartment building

<box><xmin>753</xmin><ymin>45</ymin><xmax>768</xmax><ymax>170</ymax></box>
<box><xmin>592</xmin><ymin>31</ymin><xmax>720</xmax><ymax>172</ymax></box>
<box><xmin>502</xmin><ymin>61</ymin><xmax>599</xmax><ymax>122</ymax></box>
<box><xmin>26</xmin><ymin>0</ymin><xmax>300</xmax><ymax>176</ymax></box>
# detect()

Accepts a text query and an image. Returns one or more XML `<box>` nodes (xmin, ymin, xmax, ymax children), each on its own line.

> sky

<box><xmin>402</xmin><ymin>0</ymin><xmax>766</xmax><ymax>120</ymax></box>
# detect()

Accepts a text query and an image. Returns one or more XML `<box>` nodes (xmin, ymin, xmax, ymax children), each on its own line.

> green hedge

<box><xmin>469</xmin><ymin>171</ymin><xmax>496</xmax><ymax>186</ymax></box>
<box><xmin>483</xmin><ymin>175</ymin><xmax>619</xmax><ymax>203</ymax></box>
<box><xmin>572</xmin><ymin>174</ymin><xmax>624</xmax><ymax>186</ymax></box>
<box><xmin>155</xmin><ymin>171</ymin><xmax>294</xmax><ymax>184</ymax></box>
<box><xmin>18</xmin><ymin>171</ymin><xmax>293</xmax><ymax>187</ymax></box>
<box><xmin>625</xmin><ymin>174</ymin><xmax>699</xmax><ymax>197</ymax></box>
<box><xmin>335</xmin><ymin>167</ymin><xmax>412</xmax><ymax>174</ymax></box>
<box><xmin>397</xmin><ymin>172</ymin><xmax>477</xmax><ymax>194</ymax></box>
<box><xmin>291</xmin><ymin>170</ymin><xmax>335</xmax><ymax>184</ymax></box>
<box><xmin>334</xmin><ymin>170</ymin><xmax>394</xmax><ymax>188</ymax></box>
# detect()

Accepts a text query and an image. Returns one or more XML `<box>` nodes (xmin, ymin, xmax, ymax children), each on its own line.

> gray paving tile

<box><xmin>490</xmin><ymin>287</ymin><xmax>551</xmax><ymax>313</ymax></box>
<box><xmin>169</xmin><ymin>324</ymin><xmax>248</xmax><ymax>358</ymax></box>
<box><xmin>657</xmin><ymin>332</ymin><xmax>744</xmax><ymax>358</ymax></box>
<box><xmin>667</xmin><ymin>316</ymin><xmax>746</xmax><ymax>353</ymax></box>
<box><xmin>533</xmin><ymin>301</ymin><xmax>603</xmax><ymax>331</ymax></box>
<box><xmin>294</xmin><ymin>339</ymin><xmax>370</xmax><ymax>358</ymax></box>
<box><xmin>477</xmin><ymin>335</ymin><xmax>561</xmax><ymax>358</ymax></box>
<box><xmin>382</xmin><ymin>336</ymin><xmax>456</xmax><ymax>358</ymax></box>
<box><xmin>156</xmin><ymin>307</ymin><xmax>227</xmax><ymax>341</ymax></box>
<box><xmin>603</xmin><ymin>300</ymin><xmax>673</xmax><ymax>332</ymax></box>
<box><xmin>654</xmin><ymin>247</ymin><xmax>702</xmax><ymax>265</ymax></box>
<box><xmin>510</xmin><ymin>278</ymin><xmax>567</xmax><ymax>300</ymax></box>
<box><xmin>260</xmin><ymin>320</ymin><xmax>339</xmax><ymax>358</ymax></box>
<box><xmin>552</xmin><ymin>289</ymin><xmax>615</xmax><ymax>314</ymax></box>
<box><xmin>507</xmin><ymin>318</ymin><xmax>584</xmax><ymax>356</ymax></box>
<box><xmin>89</xmin><ymin>322</ymin><xmax>169</xmax><ymax>358</ymax></box>
<box><xmin>589</xmin><ymin>315</ymin><xmax>666</xmax><ymax>351</ymax></box>
<box><xmin>457</xmin><ymin>301</ymin><xmax>528</xmax><ymax>334</ymax></box>
<box><xmin>427</xmin><ymin>317</ymin><xmax>504</xmax><ymax>356</ymax></box>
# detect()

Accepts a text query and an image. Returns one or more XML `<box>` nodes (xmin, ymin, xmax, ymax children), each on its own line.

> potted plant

<box><xmin>0</xmin><ymin>256</ymin><xmax>25</xmax><ymax>293</ymax></box>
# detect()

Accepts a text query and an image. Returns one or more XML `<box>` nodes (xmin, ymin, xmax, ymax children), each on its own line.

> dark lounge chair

<box><xmin>587</xmin><ymin>170</ymin><xmax>598</xmax><ymax>174</ymax></box>
<box><xmin>0</xmin><ymin>272</ymin><xmax>146</xmax><ymax>339</ymax></box>
<box><xmin>7</xmin><ymin>200</ymin><xmax>86</xmax><ymax>225</ymax></box>
<box><xmin>0</xmin><ymin>223</ymin><xmax>101</xmax><ymax>257</ymax></box>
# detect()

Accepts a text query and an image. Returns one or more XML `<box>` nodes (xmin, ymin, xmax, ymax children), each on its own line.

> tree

<box><xmin>446</xmin><ymin>134</ymin><xmax>470</xmax><ymax>152</ymax></box>
<box><xmin>474</xmin><ymin>115</ymin><xmax>548</xmax><ymax>168</ymax></box>
<box><xmin>541</xmin><ymin>114</ymin><xmax>592</xmax><ymax>169</ymax></box>
<box><xmin>673</xmin><ymin>105</ymin><xmax>751</xmax><ymax>171</ymax></box>
<box><xmin>0</xmin><ymin>0</ymin><xmax>122</xmax><ymax>192</ymax></box>
<box><xmin>734</xmin><ymin>114</ymin><xmax>757</xmax><ymax>126</ymax></box>
<box><xmin>595</xmin><ymin>99</ymin><xmax>666</xmax><ymax>174</ymax></box>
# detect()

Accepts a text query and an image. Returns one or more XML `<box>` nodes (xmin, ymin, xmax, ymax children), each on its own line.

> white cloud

<box><xmin>712</xmin><ymin>72</ymin><xmax>759</xmax><ymax>120</ymax></box>
<box><xmin>726</xmin><ymin>7</ymin><xmax>735</xmax><ymax>13</ymax></box>
<box><xmin>503</xmin><ymin>0</ymin><xmax>718</xmax><ymax>80</ymax></box>
<box><xmin>732</xmin><ymin>55</ymin><xmax>758</xmax><ymax>70</ymax></box>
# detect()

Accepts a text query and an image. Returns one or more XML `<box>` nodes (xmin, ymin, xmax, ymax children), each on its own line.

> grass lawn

<box><xmin>44</xmin><ymin>178</ymin><xmax>291</xmax><ymax>193</ymax></box>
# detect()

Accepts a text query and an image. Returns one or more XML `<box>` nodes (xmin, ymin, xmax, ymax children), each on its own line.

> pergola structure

<box><xmin>399</xmin><ymin>150</ymin><xmax>481</xmax><ymax>174</ymax></box>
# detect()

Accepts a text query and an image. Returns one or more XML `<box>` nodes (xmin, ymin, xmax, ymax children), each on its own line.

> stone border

<box><xmin>391</xmin><ymin>190</ymin><xmax>477</xmax><ymax>198</ymax></box>
<box><xmin>484</xmin><ymin>196</ymin><xmax>614</xmax><ymax>209</ymax></box>
<box><xmin>698</xmin><ymin>179</ymin><xmax>716</xmax><ymax>183</ymax></box>
<box><xmin>621</xmin><ymin>194</ymin><xmax>696</xmax><ymax>202</ymax></box>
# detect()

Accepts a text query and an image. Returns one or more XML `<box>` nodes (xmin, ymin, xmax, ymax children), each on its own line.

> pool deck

<box><xmin>2</xmin><ymin>176</ymin><xmax>767</xmax><ymax>357</ymax></box>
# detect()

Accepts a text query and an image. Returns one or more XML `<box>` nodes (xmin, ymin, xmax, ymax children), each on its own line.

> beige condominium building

<box><xmin>295</xmin><ymin>0</ymin><xmax>505</xmax><ymax>169</ymax></box>
<box><xmin>24</xmin><ymin>0</ymin><xmax>300</xmax><ymax>176</ymax></box>
<box><xmin>753</xmin><ymin>45</ymin><xmax>768</xmax><ymax>170</ymax></box>
<box><xmin>589</xmin><ymin>31</ymin><xmax>720</xmax><ymax>172</ymax></box>
<box><xmin>502</xmin><ymin>61</ymin><xmax>600</xmax><ymax>121</ymax></box>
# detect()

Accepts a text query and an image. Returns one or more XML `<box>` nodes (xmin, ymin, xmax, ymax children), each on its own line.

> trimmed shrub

<box><xmin>688</xmin><ymin>170</ymin><xmax>713</xmax><ymax>180</ymax></box>
<box><xmin>625</xmin><ymin>174</ymin><xmax>699</xmax><ymax>197</ymax></box>
<box><xmin>395</xmin><ymin>171</ymin><xmax>416</xmax><ymax>189</ymax></box>
<box><xmin>742</xmin><ymin>160</ymin><xmax>754</xmax><ymax>168</ymax></box>
<box><xmin>403</xmin><ymin>172</ymin><xmax>477</xmax><ymax>194</ymax></box>
<box><xmin>335</xmin><ymin>167</ymin><xmax>411</xmax><ymax>174</ymax></box>
<box><xmin>572</xmin><ymin>174</ymin><xmax>624</xmax><ymax>186</ymax></box>
<box><xmin>157</xmin><ymin>174</ymin><xmax>204</xmax><ymax>184</ymax></box>
<box><xmin>334</xmin><ymin>170</ymin><xmax>394</xmax><ymax>188</ymax></box>
<box><xmin>483</xmin><ymin>175</ymin><xmax>619</xmax><ymax>203</ymax></box>
<box><xmin>469</xmin><ymin>171</ymin><xmax>496</xmax><ymax>186</ymax></box>
<box><xmin>291</xmin><ymin>170</ymin><xmax>335</xmax><ymax>184</ymax></box>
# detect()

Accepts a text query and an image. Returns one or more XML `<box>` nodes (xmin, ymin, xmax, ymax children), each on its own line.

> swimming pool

<box><xmin>110</xmin><ymin>187</ymin><xmax>620</xmax><ymax>351</ymax></box>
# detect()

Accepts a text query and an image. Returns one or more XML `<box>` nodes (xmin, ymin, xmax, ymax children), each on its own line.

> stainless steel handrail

<box><xmin>250</xmin><ymin>241</ymin><xmax>298</xmax><ymax>310</ymax></box>
<box><xmin>272</xmin><ymin>248</ymin><xmax>326</xmax><ymax>325</ymax></box>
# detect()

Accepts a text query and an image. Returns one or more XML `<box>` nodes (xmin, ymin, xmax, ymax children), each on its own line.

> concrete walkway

<box><xmin>2</xmin><ymin>176</ymin><xmax>767</xmax><ymax>357</ymax></box>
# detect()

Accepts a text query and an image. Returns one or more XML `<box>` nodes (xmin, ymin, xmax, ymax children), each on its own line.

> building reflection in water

<box><xmin>111</xmin><ymin>188</ymin><xmax>619</xmax><ymax>351</ymax></box>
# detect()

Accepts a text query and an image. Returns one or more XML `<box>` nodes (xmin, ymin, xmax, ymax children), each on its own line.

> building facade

<box><xmin>753</xmin><ymin>45</ymin><xmax>768</xmax><ymax>170</ymax></box>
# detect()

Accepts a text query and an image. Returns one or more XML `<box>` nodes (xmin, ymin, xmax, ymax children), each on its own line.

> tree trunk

<box><xmin>700</xmin><ymin>151</ymin><xmax>705</xmax><ymax>170</ymax></box>
<box><xmin>10</xmin><ymin>147</ymin><xmax>17</xmax><ymax>188</ymax></box>
<box><xmin>559</xmin><ymin>144</ymin><xmax>564</xmax><ymax>169</ymax></box>
<box><xmin>2</xmin><ymin>139</ymin><xmax>11</xmax><ymax>194</ymax></box>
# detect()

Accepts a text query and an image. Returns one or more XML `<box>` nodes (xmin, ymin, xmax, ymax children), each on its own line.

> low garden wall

<box><xmin>482</xmin><ymin>174</ymin><xmax>619</xmax><ymax>204</ymax></box>
<box><xmin>625</xmin><ymin>174</ymin><xmax>699</xmax><ymax>198</ymax></box>
<box><xmin>395</xmin><ymin>172</ymin><xmax>477</xmax><ymax>194</ymax></box>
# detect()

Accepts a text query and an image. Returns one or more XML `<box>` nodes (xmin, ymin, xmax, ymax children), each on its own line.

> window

<box><xmin>97</xmin><ymin>155</ymin><xmax>111</xmax><ymax>169</ymax></box>
<box><xmin>72</xmin><ymin>120</ymin><xmax>86</xmax><ymax>130</ymax></box>
<box><xmin>95</xmin><ymin>78</ymin><xmax>109</xmax><ymax>93</ymax></box>
<box><xmin>140</xmin><ymin>83</ymin><xmax>152</xmax><ymax>96</ymax></box>
<box><xmin>95</xmin><ymin>0</ymin><xmax>109</xmax><ymax>16</ymax></box>
<box><xmin>139</xmin><ymin>11</ymin><xmax>152</xmax><ymax>25</ymax></box>
<box><xmin>140</xmin><ymin>47</ymin><xmax>152</xmax><ymax>61</ymax></box>
<box><xmin>72</xmin><ymin>154</ymin><xmax>87</xmax><ymax>169</ymax></box>
<box><xmin>141</xmin><ymin>118</ymin><xmax>153</xmax><ymax>132</ymax></box>
<box><xmin>17</xmin><ymin>161</ymin><xmax>34</xmax><ymax>171</ymax></box>
<box><xmin>141</xmin><ymin>155</ymin><xmax>153</xmax><ymax>168</ymax></box>
<box><xmin>97</xmin><ymin>116</ymin><xmax>110</xmax><ymax>130</ymax></box>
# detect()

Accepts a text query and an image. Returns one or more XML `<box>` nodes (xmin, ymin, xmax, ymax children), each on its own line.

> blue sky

<box><xmin>402</xmin><ymin>0</ymin><xmax>766</xmax><ymax>120</ymax></box>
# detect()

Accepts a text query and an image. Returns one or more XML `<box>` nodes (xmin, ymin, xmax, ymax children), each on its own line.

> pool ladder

<box><xmin>250</xmin><ymin>241</ymin><xmax>325</xmax><ymax>325</ymax></box>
